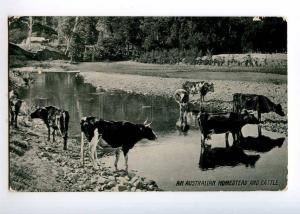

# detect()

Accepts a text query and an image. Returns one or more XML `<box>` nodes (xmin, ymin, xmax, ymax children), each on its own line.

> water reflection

<box><xmin>199</xmin><ymin>143</ymin><xmax>260</xmax><ymax>170</ymax></box>
<box><xmin>238</xmin><ymin>135</ymin><xmax>285</xmax><ymax>153</ymax></box>
<box><xmin>19</xmin><ymin>72</ymin><xmax>179</xmax><ymax>137</ymax></box>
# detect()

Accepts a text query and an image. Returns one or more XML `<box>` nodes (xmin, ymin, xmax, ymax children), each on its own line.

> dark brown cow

<box><xmin>9</xmin><ymin>90</ymin><xmax>22</xmax><ymax>128</ymax></box>
<box><xmin>233</xmin><ymin>93</ymin><xmax>285</xmax><ymax>122</ymax></box>
<box><xmin>198</xmin><ymin>110</ymin><xmax>259</xmax><ymax>145</ymax></box>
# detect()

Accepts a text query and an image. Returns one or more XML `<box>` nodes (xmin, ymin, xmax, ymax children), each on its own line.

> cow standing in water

<box><xmin>198</xmin><ymin>110</ymin><xmax>259</xmax><ymax>146</ymax></box>
<box><xmin>233</xmin><ymin>93</ymin><xmax>285</xmax><ymax>135</ymax></box>
<box><xmin>174</xmin><ymin>89</ymin><xmax>189</xmax><ymax>134</ymax></box>
<box><xmin>80</xmin><ymin>117</ymin><xmax>157</xmax><ymax>170</ymax></box>
<box><xmin>31</xmin><ymin>106</ymin><xmax>70</xmax><ymax>150</ymax></box>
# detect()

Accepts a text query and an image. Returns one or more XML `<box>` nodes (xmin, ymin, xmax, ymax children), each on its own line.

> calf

<box><xmin>233</xmin><ymin>93</ymin><xmax>285</xmax><ymax>122</ymax></box>
<box><xmin>31</xmin><ymin>106</ymin><xmax>69</xmax><ymax>150</ymax></box>
<box><xmin>198</xmin><ymin>110</ymin><xmax>259</xmax><ymax>145</ymax></box>
<box><xmin>80</xmin><ymin>117</ymin><xmax>157</xmax><ymax>170</ymax></box>
<box><xmin>9</xmin><ymin>90</ymin><xmax>22</xmax><ymax>128</ymax></box>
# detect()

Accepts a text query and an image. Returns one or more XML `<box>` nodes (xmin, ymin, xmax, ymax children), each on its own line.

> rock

<box><xmin>108</xmin><ymin>176</ymin><xmax>115</xmax><ymax>181</ymax></box>
<box><xmin>130</xmin><ymin>176</ymin><xmax>139</xmax><ymax>184</ymax></box>
<box><xmin>127</xmin><ymin>172</ymin><xmax>136</xmax><ymax>179</ymax></box>
<box><xmin>117</xmin><ymin>177</ymin><xmax>128</xmax><ymax>185</ymax></box>
<box><xmin>90</xmin><ymin>176</ymin><xmax>98</xmax><ymax>185</ymax></box>
<box><xmin>133</xmin><ymin>180</ymin><xmax>142</xmax><ymax>189</ymax></box>
<box><xmin>117</xmin><ymin>185</ymin><xmax>127</xmax><ymax>192</ymax></box>
<box><xmin>106</xmin><ymin>181</ymin><xmax>117</xmax><ymax>189</ymax></box>
<box><xmin>131</xmin><ymin>187</ymin><xmax>136</xmax><ymax>192</ymax></box>
<box><xmin>97</xmin><ymin>177</ymin><xmax>107</xmax><ymax>185</ymax></box>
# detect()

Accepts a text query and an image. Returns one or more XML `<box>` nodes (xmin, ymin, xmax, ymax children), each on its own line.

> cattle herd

<box><xmin>9</xmin><ymin>80</ymin><xmax>285</xmax><ymax>172</ymax></box>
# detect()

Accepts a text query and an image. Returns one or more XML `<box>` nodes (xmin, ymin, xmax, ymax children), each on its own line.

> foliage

<box><xmin>9</xmin><ymin>16</ymin><xmax>287</xmax><ymax>63</ymax></box>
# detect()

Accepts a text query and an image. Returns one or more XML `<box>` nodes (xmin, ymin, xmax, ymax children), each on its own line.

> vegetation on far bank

<box><xmin>9</xmin><ymin>16</ymin><xmax>286</xmax><ymax>64</ymax></box>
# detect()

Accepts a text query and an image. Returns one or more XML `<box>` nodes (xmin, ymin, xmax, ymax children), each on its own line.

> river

<box><xmin>19</xmin><ymin>72</ymin><xmax>287</xmax><ymax>191</ymax></box>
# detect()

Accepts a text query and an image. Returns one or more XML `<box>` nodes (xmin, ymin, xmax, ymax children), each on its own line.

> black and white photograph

<box><xmin>7</xmin><ymin>16</ymin><xmax>288</xmax><ymax>192</ymax></box>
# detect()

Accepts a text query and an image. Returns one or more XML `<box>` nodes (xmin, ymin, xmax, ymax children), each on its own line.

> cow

<box><xmin>191</xmin><ymin>82</ymin><xmax>215</xmax><ymax>102</ymax></box>
<box><xmin>233</xmin><ymin>93</ymin><xmax>285</xmax><ymax>136</ymax></box>
<box><xmin>9</xmin><ymin>90</ymin><xmax>23</xmax><ymax>128</ymax></box>
<box><xmin>174</xmin><ymin>89</ymin><xmax>189</xmax><ymax>127</ymax></box>
<box><xmin>182</xmin><ymin>81</ymin><xmax>198</xmax><ymax>94</ymax></box>
<box><xmin>80</xmin><ymin>117</ymin><xmax>157</xmax><ymax>171</ymax></box>
<box><xmin>199</xmin><ymin>143</ymin><xmax>260</xmax><ymax>170</ymax></box>
<box><xmin>233</xmin><ymin>93</ymin><xmax>285</xmax><ymax>122</ymax></box>
<box><xmin>198</xmin><ymin>110</ymin><xmax>259</xmax><ymax>146</ymax></box>
<box><xmin>30</xmin><ymin>106</ymin><xmax>69</xmax><ymax>150</ymax></box>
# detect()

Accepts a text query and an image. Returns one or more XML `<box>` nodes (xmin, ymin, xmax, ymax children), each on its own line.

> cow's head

<box><xmin>241</xmin><ymin>110</ymin><xmax>259</xmax><ymax>124</ymax></box>
<box><xmin>275</xmin><ymin>104</ymin><xmax>285</xmax><ymax>116</ymax></box>
<box><xmin>80</xmin><ymin>116</ymin><xmax>98</xmax><ymax>142</ymax></box>
<box><xmin>30</xmin><ymin>107</ymin><xmax>47</xmax><ymax>120</ymax></box>
<box><xmin>140</xmin><ymin>120</ymin><xmax>157</xmax><ymax>140</ymax></box>
<box><xmin>207</xmin><ymin>82</ymin><xmax>214</xmax><ymax>92</ymax></box>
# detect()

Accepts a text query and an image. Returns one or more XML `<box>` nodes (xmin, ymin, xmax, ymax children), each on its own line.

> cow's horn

<box><xmin>145</xmin><ymin>121</ymin><xmax>152</xmax><ymax>127</ymax></box>
<box><xmin>143</xmin><ymin>119</ymin><xmax>148</xmax><ymax>125</ymax></box>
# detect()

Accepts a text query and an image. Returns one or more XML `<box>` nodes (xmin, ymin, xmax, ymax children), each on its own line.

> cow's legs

<box><xmin>89</xmin><ymin>139</ymin><xmax>98</xmax><ymax>169</ymax></box>
<box><xmin>114</xmin><ymin>148</ymin><xmax>120</xmax><ymax>171</ymax></box>
<box><xmin>80</xmin><ymin>132</ymin><xmax>85</xmax><ymax>166</ymax></box>
<box><xmin>122</xmin><ymin>148</ymin><xmax>129</xmax><ymax>171</ymax></box>
<box><xmin>92</xmin><ymin>139</ymin><xmax>98</xmax><ymax>169</ymax></box>
<box><xmin>225</xmin><ymin>132</ymin><xmax>229</xmax><ymax>147</ymax></box>
<box><xmin>63</xmin><ymin>132</ymin><xmax>68</xmax><ymax>150</ymax></box>
<box><xmin>52</xmin><ymin>129</ymin><xmax>56</xmax><ymax>142</ymax></box>
<box><xmin>14</xmin><ymin>113</ymin><xmax>18</xmax><ymax>128</ymax></box>
<box><xmin>258</xmin><ymin>111</ymin><xmax>262</xmax><ymax>136</ymax></box>
<box><xmin>46</xmin><ymin>124</ymin><xmax>50</xmax><ymax>141</ymax></box>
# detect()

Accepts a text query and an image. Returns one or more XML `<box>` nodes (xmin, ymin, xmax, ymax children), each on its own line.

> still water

<box><xmin>19</xmin><ymin>72</ymin><xmax>287</xmax><ymax>191</ymax></box>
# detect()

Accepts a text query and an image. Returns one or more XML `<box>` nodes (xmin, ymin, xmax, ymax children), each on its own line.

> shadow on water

<box><xmin>238</xmin><ymin>135</ymin><xmax>285</xmax><ymax>153</ymax></box>
<box><xmin>199</xmin><ymin>143</ymin><xmax>261</xmax><ymax>171</ymax></box>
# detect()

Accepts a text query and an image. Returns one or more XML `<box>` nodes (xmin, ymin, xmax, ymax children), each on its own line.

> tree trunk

<box><xmin>26</xmin><ymin>16</ymin><xmax>33</xmax><ymax>48</ymax></box>
<box><xmin>68</xmin><ymin>16</ymin><xmax>79</xmax><ymax>63</ymax></box>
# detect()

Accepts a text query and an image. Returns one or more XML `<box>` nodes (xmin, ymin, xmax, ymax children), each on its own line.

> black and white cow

<box><xmin>31</xmin><ymin>106</ymin><xmax>70</xmax><ymax>150</ymax></box>
<box><xmin>190</xmin><ymin>81</ymin><xmax>215</xmax><ymax>102</ymax></box>
<box><xmin>198</xmin><ymin>110</ymin><xmax>259</xmax><ymax>145</ymax></box>
<box><xmin>80</xmin><ymin>117</ymin><xmax>157</xmax><ymax>170</ymax></box>
<box><xmin>9</xmin><ymin>90</ymin><xmax>22</xmax><ymax>128</ymax></box>
<box><xmin>232</xmin><ymin>93</ymin><xmax>285</xmax><ymax>122</ymax></box>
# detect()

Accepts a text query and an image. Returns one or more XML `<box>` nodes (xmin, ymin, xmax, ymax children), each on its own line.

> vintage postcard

<box><xmin>8</xmin><ymin>16</ymin><xmax>287</xmax><ymax>191</ymax></box>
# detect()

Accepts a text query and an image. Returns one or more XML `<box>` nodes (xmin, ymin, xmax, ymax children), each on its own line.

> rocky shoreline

<box><xmin>9</xmin><ymin>116</ymin><xmax>161</xmax><ymax>192</ymax></box>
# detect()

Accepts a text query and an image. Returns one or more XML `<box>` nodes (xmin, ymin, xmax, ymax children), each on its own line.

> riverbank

<box><xmin>80</xmin><ymin>71</ymin><xmax>287</xmax><ymax>135</ymax></box>
<box><xmin>9</xmin><ymin>116</ymin><xmax>161</xmax><ymax>192</ymax></box>
<box><xmin>10</xmin><ymin>63</ymin><xmax>288</xmax><ymax>135</ymax></box>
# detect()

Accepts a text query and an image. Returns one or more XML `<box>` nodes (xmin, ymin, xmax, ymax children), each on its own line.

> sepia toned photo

<box><xmin>8</xmin><ymin>16</ymin><xmax>287</xmax><ymax>192</ymax></box>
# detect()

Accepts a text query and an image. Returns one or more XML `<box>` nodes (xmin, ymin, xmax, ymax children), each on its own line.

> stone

<box><xmin>131</xmin><ymin>187</ymin><xmax>137</xmax><ymax>192</ymax></box>
<box><xmin>118</xmin><ymin>177</ymin><xmax>128</xmax><ymax>185</ymax></box>
<box><xmin>97</xmin><ymin>177</ymin><xmax>107</xmax><ymax>185</ymax></box>
<box><xmin>108</xmin><ymin>176</ymin><xmax>115</xmax><ymax>181</ymax></box>
<box><xmin>106</xmin><ymin>181</ymin><xmax>117</xmax><ymax>189</ymax></box>
<box><xmin>117</xmin><ymin>185</ymin><xmax>127</xmax><ymax>192</ymax></box>
<box><xmin>130</xmin><ymin>176</ymin><xmax>139</xmax><ymax>184</ymax></box>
